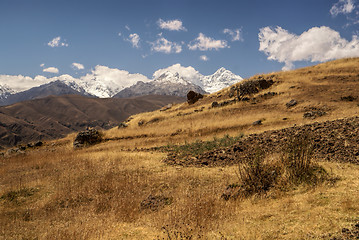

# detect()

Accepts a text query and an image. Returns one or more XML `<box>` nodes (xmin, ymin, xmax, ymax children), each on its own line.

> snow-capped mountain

<box><xmin>114</xmin><ymin>71</ymin><xmax>206</xmax><ymax>98</ymax></box>
<box><xmin>0</xmin><ymin>85</ymin><xmax>16</xmax><ymax>99</ymax></box>
<box><xmin>115</xmin><ymin>67</ymin><xmax>243</xmax><ymax>98</ymax></box>
<box><xmin>201</xmin><ymin>67</ymin><xmax>243</xmax><ymax>93</ymax></box>
<box><xmin>0</xmin><ymin>64</ymin><xmax>243</xmax><ymax>104</ymax></box>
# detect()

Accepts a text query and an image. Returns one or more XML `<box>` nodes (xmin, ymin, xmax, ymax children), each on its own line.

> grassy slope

<box><xmin>1</xmin><ymin>58</ymin><xmax>359</xmax><ymax>239</ymax></box>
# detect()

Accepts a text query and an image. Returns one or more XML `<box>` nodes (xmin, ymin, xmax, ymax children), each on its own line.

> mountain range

<box><xmin>0</xmin><ymin>94</ymin><xmax>184</xmax><ymax>148</ymax></box>
<box><xmin>0</xmin><ymin>67</ymin><xmax>242</xmax><ymax>105</ymax></box>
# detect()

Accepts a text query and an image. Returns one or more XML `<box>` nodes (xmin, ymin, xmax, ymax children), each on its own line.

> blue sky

<box><xmin>1</xmin><ymin>0</ymin><xmax>359</xmax><ymax>84</ymax></box>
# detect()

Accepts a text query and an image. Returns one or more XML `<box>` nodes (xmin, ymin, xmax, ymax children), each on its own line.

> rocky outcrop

<box><xmin>73</xmin><ymin>129</ymin><xmax>103</xmax><ymax>148</ymax></box>
<box><xmin>187</xmin><ymin>91</ymin><xmax>203</xmax><ymax>105</ymax></box>
<box><xmin>165</xmin><ymin>117</ymin><xmax>359</xmax><ymax>167</ymax></box>
<box><xmin>229</xmin><ymin>76</ymin><xmax>275</xmax><ymax>100</ymax></box>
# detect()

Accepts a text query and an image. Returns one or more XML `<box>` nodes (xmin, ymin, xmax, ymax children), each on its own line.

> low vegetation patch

<box><xmin>1</xmin><ymin>187</ymin><xmax>39</xmax><ymax>204</ymax></box>
<box><xmin>155</xmin><ymin>134</ymin><xmax>243</xmax><ymax>159</ymax></box>
<box><xmin>223</xmin><ymin>134</ymin><xmax>336</xmax><ymax>200</ymax></box>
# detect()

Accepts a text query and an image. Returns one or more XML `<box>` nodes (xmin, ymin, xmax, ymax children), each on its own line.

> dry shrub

<box><xmin>225</xmin><ymin>134</ymin><xmax>332</xmax><ymax>200</ymax></box>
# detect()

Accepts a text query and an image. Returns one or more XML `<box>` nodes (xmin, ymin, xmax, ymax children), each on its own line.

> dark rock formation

<box><xmin>73</xmin><ymin>129</ymin><xmax>103</xmax><ymax>148</ymax></box>
<box><xmin>286</xmin><ymin>99</ymin><xmax>298</xmax><ymax>108</ymax></box>
<box><xmin>187</xmin><ymin>91</ymin><xmax>203</xmax><ymax>105</ymax></box>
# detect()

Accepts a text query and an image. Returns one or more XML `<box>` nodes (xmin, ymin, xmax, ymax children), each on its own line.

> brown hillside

<box><xmin>104</xmin><ymin>58</ymin><xmax>359</xmax><ymax>149</ymax></box>
<box><xmin>1</xmin><ymin>58</ymin><xmax>359</xmax><ymax>240</ymax></box>
<box><xmin>0</xmin><ymin>94</ymin><xmax>184</xmax><ymax>148</ymax></box>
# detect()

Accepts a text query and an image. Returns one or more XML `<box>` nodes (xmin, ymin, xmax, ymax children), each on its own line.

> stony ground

<box><xmin>165</xmin><ymin>116</ymin><xmax>359</xmax><ymax>167</ymax></box>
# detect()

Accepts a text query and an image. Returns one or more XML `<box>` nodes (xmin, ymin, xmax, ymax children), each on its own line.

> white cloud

<box><xmin>118</xmin><ymin>32</ymin><xmax>122</xmax><ymax>37</ymax></box>
<box><xmin>40</xmin><ymin>63</ymin><xmax>45</xmax><ymax>67</ymax></box>
<box><xmin>79</xmin><ymin>65</ymin><xmax>150</xmax><ymax>97</ymax></box>
<box><xmin>188</xmin><ymin>33</ymin><xmax>229</xmax><ymax>51</ymax></box>
<box><xmin>153</xmin><ymin>63</ymin><xmax>203</xmax><ymax>86</ymax></box>
<box><xmin>43</xmin><ymin>67</ymin><xmax>59</xmax><ymax>74</ymax></box>
<box><xmin>127</xmin><ymin>33</ymin><xmax>140</xmax><ymax>48</ymax></box>
<box><xmin>125</xmin><ymin>25</ymin><xmax>130</xmax><ymax>31</ymax></box>
<box><xmin>200</xmin><ymin>55</ymin><xmax>209</xmax><ymax>61</ymax></box>
<box><xmin>157</xmin><ymin>19</ymin><xmax>187</xmax><ymax>31</ymax></box>
<box><xmin>223</xmin><ymin>28</ymin><xmax>243</xmax><ymax>41</ymax></box>
<box><xmin>47</xmin><ymin>36</ymin><xmax>68</xmax><ymax>47</ymax></box>
<box><xmin>72</xmin><ymin>62</ymin><xmax>85</xmax><ymax>70</ymax></box>
<box><xmin>150</xmin><ymin>37</ymin><xmax>182</xmax><ymax>54</ymax></box>
<box><xmin>0</xmin><ymin>75</ymin><xmax>52</xmax><ymax>92</ymax></box>
<box><xmin>0</xmin><ymin>66</ymin><xmax>150</xmax><ymax>97</ymax></box>
<box><xmin>258</xmin><ymin>26</ymin><xmax>359</xmax><ymax>70</ymax></box>
<box><xmin>330</xmin><ymin>0</ymin><xmax>355</xmax><ymax>16</ymax></box>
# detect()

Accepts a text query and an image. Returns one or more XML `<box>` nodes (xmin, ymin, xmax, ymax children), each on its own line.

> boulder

<box><xmin>252</xmin><ymin>120</ymin><xmax>262</xmax><ymax>126</ymax></box>
<box><xmin>286</xmin><ymin>99</ymin><xmax>297</xmax><ymax>108</ymax></box>
<box><xmin>211</xmin><ymin>101</ymin><xmax>219</xmax><ymax>108</ymax></box>
<box><xmin>118</xmin><ymin>122</ymin><xmax>128</xmax><ymax>129</ymax></box>
<box><xmin>187</xmin><ymin>90</ymin><xmax>203</xmax><ymax>105</ymax></box>
<box><xmin>73</xmin><ymin>129</ymin><xmax>103</xmax><ymax>148</ymax></box>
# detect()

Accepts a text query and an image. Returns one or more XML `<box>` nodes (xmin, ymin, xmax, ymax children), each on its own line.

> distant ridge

<box><xmin>0</xmin><ymin>94</ymin><xmax>184</xmax><ymax>148</ymax></box>
<box><xmin>0</xmin><ymin>80</ymin><xmax>93</xmax><ymax>106</ymax></box>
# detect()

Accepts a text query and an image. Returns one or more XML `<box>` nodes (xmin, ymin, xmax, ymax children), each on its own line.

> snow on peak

<box><xmin>202</xmin><ymin>67</ymin><xmax>243</xmax><ymax>93</ymax></box>
<box><xmin>154</xmin><ymin>71</ymin><xmax>191</xmax><ymax>85</ymax></box>
<box><xmin>0</xmin><ymin>85</ymin><xmax>16</xmax><ymax>99</ymax></box>
<box><xmin>0</xmin><ymin>64</ymin><xmax>243</xmax><ymax>98</ymax></box>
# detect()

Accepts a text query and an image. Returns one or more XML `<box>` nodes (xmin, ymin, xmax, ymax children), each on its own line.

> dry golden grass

<box><xmin>1</xmin><ymin>58</ymin><xmax>359</xmax><ymax>239</ymax></box>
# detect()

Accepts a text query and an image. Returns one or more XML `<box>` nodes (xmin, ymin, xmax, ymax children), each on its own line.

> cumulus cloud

<box><xmin>258</xmin><ymin>26</ymin><xmax>359</xmax><ymax>70</ymax></box>
<box><xmin>153</xmin><ymin>63</ymin><xmax>203</xmax><ymax>85</ymax></box>
<box><xmin>47</xmin><ymin>36</ymin><xmax>68</xmax><ymax>47</ymax></box>
<box><xmin>188</xmin><ymin>33</ymin><xmax>229</xmax><ymax>51</ymax></box>
<box><xmin>72</xmin><ymin>62</ymin><xmax>85</xmax><ymax>70</ymax></box>
<box><xmin>43</xmin><ymin>67</ymin><xmax>59</xmax><ymax>74</ymax></box>
<box><xmin>0</xmin><ymin>66</ymin><xmax>151</xmax><ymax>97</ymax></box>
<box><xmin>150</xmin><ymin>37</ymin><xmax>182</xmax><ymax>54</ymax></box>
<box><xmin>0</xmin><ymin>74</ymin><xmax>52</xmax><ymax>92</ymax></box>
<box><xmin>200</xmin><ymin>55</ymin><xmax>209</xmax><ymax>61</ymax></box>
<box><xmin>127</xmin><ymin>33</ymin><xmax>140</xmax><ymax>48</ymax></box>
<box><xmin>40</xmin><ymin>63</ymin><xmax>45</xmax><ymax>67</ymax></box>
<box><xmin>223</xmin><ymin>28</ymin><xmax>243</xmax><ymax>41</ymax></box>
<box><xmin>157</xmin><ymin>19</ymin><xmax>187</xmax><ymax>31</ymax></box>
<box><xmin>330</xmin><ymin>0</ymin><xmax>355</xmax><ymax>16</ymax></box>
<box><xmin>79</xmin><ymin>65</ymin><xmax>150</xmax><ymax>97</ymax></box>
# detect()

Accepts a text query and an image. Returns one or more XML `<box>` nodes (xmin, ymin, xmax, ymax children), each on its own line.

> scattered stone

<box><xmin>164</xmin><ymin>116</ymin><xmax>359</xmax><ymax>167</ymax></box>
<box><xmin>125</xmin><ymin>117</ymin><xmax>133</xmax><ymax>123</ymax></box>
<box><xmin>73</xmin><ymin>129</ymin><xmax>103</xmax><ymax>149</ymax></box>
<box><xmin>34</xmin><ymin>141</ymin><xmax>43</xmax><ymax>147</ymax></box>
<box><xmin>230</xmin><ymin>78</ymin><xmax>275</xmax><ymax>101</ymax></box>
<box><xmin>252</xmin><ymin>120</ymin><xmax>262</xmax><ymax>126</ymax></box>
<box><xmin>160</xmin><ymin>104</ymin><xmax>172</xmax><ymax>112</ymax></box>
<box><xmin>303</xmin><ymin>110</ymin><xmax>326</xmax><ymax>119</ymax></box>
<box><xmin>341</xmin><ymin>95</ymin><xmax>357</xmax><ymax>102</ymax></box>
<box><xmin>118</xmin><ymin>122</ymin><xmax>128</xmax><ymax>129</ymax></box>
<box><xmin>187</xmin><ymin>90</ymin><xmax>203</xmax><ymax>105</ymax></box>
<box><xmin>138</xmin><ymin>120</ymin><xmax>144</xmax><ymax>126</ymax></box>
<box><xmin>147</xmin><ymin>117</ymin><xmax>161</xmax><ymax>124</ymax></box>
<box><xmin>140</xmin><ymin>194</ymin><xmax>172</xmax><ymax>211</ymax></box>
<box><xmin>329</xmin><ymin>222</ymin><xmax>359</xmax><ymax>240</ymax></box>
<box><xmin>211</xmin><ymin>101</ymin><xmax>219</xmax><ymax>108</ymax></box>
<box><xmin>286</xmin><ymin>99</ymin><xmax>298</xmax><ymax>108</ymax></box>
